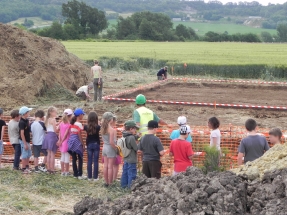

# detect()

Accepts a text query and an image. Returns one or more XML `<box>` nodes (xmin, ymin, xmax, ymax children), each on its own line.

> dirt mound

<box><xmin>0</xmin><ymin>23</ymin><xmax>89</xmax><ymax>109</ymax></box>
<box><xmin>232</xmin><ymin>143</ymin><xmax>287</xmax><ymax>180</ymax></box>
<box><xmin>74</xmin><ymin>168</ymin><xmax>247</xmax><ymax>215</ymax></box>
<box><xmin>74</xmin><ymin>167</ymin><xmax>287</xmax><ymax>215</ymax></box>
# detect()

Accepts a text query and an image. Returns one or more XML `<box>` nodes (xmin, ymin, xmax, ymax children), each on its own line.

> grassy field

<box><xmin>8</xmin><ymin>17</ymin><xmax>52</xmax><ymax>28</ymax></box>
<box><xmin>175</xmin><ymin>21</ymin><xmax>277</xmax><ymax>36</ymax></box>
<box><xmin>62</xmin><ymin>41</ymin><xmax>287</xmax><ymax>65</ymax></box>
<box><xmin>0</xmin><ymin>168</ymin><xmax>128</xmax><ymax>215</ymax></box>
<box><xmin>108</xmin><ymin>19</ymin><xmax>277</xmax><ymax>36</ymax></box>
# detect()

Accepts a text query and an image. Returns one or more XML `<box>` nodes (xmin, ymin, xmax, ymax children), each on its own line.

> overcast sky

<box><xmin>207</xmin><ymin>0</ymin><xmax>287</xmax><ymax>5</ymax></box>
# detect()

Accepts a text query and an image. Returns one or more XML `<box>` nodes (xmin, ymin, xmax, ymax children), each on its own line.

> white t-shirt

<box><xmin>76</xmin><ymin>86</ymin><xmax>88</xmax><ymax>95</ymax></box>
<box><xmin>210</xmin><ymin>129</ymin><xmax>221</xmax><ymax>150</ymax></box>
<box><xmin>71</xmin><ymin>122</ymin><xmax>83</xmax><ymax>133</ymax></box>
<box><xmin>31</xmin><ymin>121</ymin><xmax>46</xmax><ymax>146</ymax></box>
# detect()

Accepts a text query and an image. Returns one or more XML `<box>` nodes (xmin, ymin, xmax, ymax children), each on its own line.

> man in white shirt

<box><xmin>76</xmin><ymin>83</ymin><xmax>93</xmax><ymax>101</ymax></box>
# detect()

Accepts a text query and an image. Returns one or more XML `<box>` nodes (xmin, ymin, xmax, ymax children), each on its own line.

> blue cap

<box><xmin>19</xmin><ymin>106</ymin><xmax>33</xmax><ymax>115</ymax></box>
<box><xmin>74</xmin><ymin>108</ymin><xmax>85</xmax><ymax>117</ymax></box>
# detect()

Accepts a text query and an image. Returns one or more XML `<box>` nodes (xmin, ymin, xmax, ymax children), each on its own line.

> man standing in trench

<box><xmin>133</xmin><ymin>94</ymin><xmax>167</xmax><ymax>136</ymax></box>
<box><xmin>91</xmin><ymin>60</ymin><xmax>103</xmax><ymax>101</ymax></box>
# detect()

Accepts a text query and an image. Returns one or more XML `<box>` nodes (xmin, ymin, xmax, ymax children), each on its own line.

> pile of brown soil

<box><xmin>0</xmin><ymin>23</ymin><xmax>89</xmax><ymax>110</ymax></box>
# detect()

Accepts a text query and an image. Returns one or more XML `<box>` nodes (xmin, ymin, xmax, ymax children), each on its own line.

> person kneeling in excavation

<box><xmin>76</xmin><ymin>83</ymin><xmax>93</xmax><ymax>101</ymax></box>
<box><xmin>138</xmin><ymin>120</ymin><xmax>166</xmax><ymax>179</ymax></box>
<box><xmin>169</xmin><ymin>125</ymin><xmax>194</xmax><ymax>176</ymax></box>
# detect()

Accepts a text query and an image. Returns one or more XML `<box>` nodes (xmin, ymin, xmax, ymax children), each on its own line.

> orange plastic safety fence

<box><xmin>1</xmin><ymin>117</ymin><xmax>286</xmax><ymax>175</ymax></box>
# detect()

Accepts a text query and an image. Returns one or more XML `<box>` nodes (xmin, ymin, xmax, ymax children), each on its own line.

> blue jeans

<box><xmin>121</xmin><ymin>162</ymin><xmax>137</xmax><ymax>188</ymax></box>
<box><xmin>12</xmin><ymin>144</ymin><xmax>21</xmax><ymax>168</ymax></box>
<box><xmin>87</xmin><ymin>143</ymin><xmax>100</xmax><ymax>179</ymax></box>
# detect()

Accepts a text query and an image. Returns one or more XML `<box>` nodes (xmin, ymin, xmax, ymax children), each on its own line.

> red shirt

<box><xmin>170</xmin><ymin>139</ymin><xmax>194</xmax><ymax>172</ymax></box>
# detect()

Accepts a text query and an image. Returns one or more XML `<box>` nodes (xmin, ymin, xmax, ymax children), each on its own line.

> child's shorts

<box><xmin>20</xmin><ymin>140</ymin><xmax>32</xmax><ymax>159</ymax></box>
<box><xmin>0</xmin><ymin>140</ymin><xmax>3</xmax><ymax>155</ymax></box>
<box><xmin>33</xmin><ymin>145</ymin><xmax>47</xmax><ymax>158</ymax></box>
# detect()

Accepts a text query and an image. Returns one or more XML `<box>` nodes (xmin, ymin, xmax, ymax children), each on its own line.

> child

<box><xmin>0</xmin><ymin>108</ymin><xmax>7</xmax><ymax>169</ymax></box>
<box><xmin>208</xmin><ymin>117</ymin><xmax>221</xmax><ymax>151</ymax></box>
<box><xmin>101</xmin><ymin>112</ymin><xmax>117</xmax><ymax>186</ymax></box>
<box><xmin>64</xmin><ymin>108</ymin><xmax>85</xmax><ymax>179</ymax></box>
<box><xmin>8</xmin><ymin>110</ymin><xmax>21</xmax><ymax>170</ymax></box>
<box><xmin>84</xmin><ymin>111</ymin><xmax>101</xmax><ymax>181</ymax></box>
<box><xmin>31</xmin><ymin>110</ymin><xmax>47</xmax><ymax>173</ymax></box>
<box><xmin>238</xmin><ymin>119</ymin><xmax>270</xmax><ymax>165</ymax></box>
<box><xmin>120</xmin><ymin>120</ymin><xmax>139</xmax><ymax>188</ymax></box>
<box><xmin>111</xmin><ymin>116</ymin><xmax>121</xmax><ymax>182</ymax></box>
<box><xmin>42</xmin><ymin>107</ymin><xmax>59</xmax><ymax>174</ymax></box>
<box><xmin>58</xmin><ymin>109</ymin><xmax>73</xmax><ymax>176</ymax></box>
<box><xmin>138</xmin><ymin>120</ymin><xmax>166</xmax><ymax>179</ymax></box>
<box><xmin>269</xmin><ymin>128</ymin><xmax>282</xmax><ymax>145</ymax></box>
<box><xmin>170</xmin><ymin>116</ymin><xmax>192</xmax><ymax>143</ymax></box>
<box><xmin>19</xmin><ymin>106</ymin><xmax>33</xmax><ymax>173</ymax></box>
<box><xmin>170</xmin><ymin>125</ymin><xmax>194</xmax><ymax>176</ymax></box>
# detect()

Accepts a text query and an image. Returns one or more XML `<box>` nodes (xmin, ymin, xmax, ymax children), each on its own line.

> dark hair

<box><xmin>94</xmin><ymin>60</ymin><xmax>98</xmax><ymax>64</ymax></box>
<box><xmin>35</xmin><ymin>110</ymin><xmax>45</xmax><ymax>118</ymax></box>
<box><xmin>87</xmin><ymin>111</ymin><xmax>99</xmax><ymax>135</ymax></box>
<box><xmin>208</xmin><ymin>117</ymin><xmax>220</xmax><ymax>129</ymax></box>
<box><xmin>70</xmin><ymin>116</ymin><xmax>77</xmax><ymax>125</ymax></box>
<box><xmin>125</xmin><ymin>126</ymin><xmax>134</xmax><ymax>131</ymax></box>
<box><xmin>10</xmin><ymin>110</ymin><xmax>19</xmax><ymax>118</ymax></box>
<box><xmin>245</xmin><ymin>119</ymin><xmax>257</xmax><ymax>131</ymax></box>
<box><xmin>269</xmin><ymin>128</ymin><xmax>282</xmax><ymax>140</ymax></box>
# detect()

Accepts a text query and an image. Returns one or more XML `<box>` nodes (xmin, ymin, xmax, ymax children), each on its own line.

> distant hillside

<box><xmin>1</xmin><ymin>0</ymin><xmax>287</xmax><ymax>31</ymax></box>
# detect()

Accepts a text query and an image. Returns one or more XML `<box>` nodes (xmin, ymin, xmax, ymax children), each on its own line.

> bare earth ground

<box><xmin>6</xmin><ymin>70</ymin><xmax>286</xmax><ymax>129</ymax></box>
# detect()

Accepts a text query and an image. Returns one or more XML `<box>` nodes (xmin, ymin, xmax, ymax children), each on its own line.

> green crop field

<box><xmin>62</xmin><ymin>41</ymin><xmax>287</xmax><ymax>65</ymax></box>
<box><xmin>108</xmin><ymin>19</ymin><xmax>277</xmax><ymax>36</ymax></box>
<box><xmin>174</xmin><ymin>21</ymin><xmax>277</xmax><ymax>36</ymax></box>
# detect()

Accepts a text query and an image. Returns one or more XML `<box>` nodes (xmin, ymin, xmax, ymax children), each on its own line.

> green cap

<box><xmin>102</xmin><ymin>112</ymin><xmax>115</xmax><ymax>121</ymax></box>
<box><xmin>135</xmin><ymin>94</ymin><xmax>146</xmax><ymax>105</ymax></box>
<box><xmin>124</xmin><ymin>120</ymin><xmax>139</xmax><ymax>129</ymax></box>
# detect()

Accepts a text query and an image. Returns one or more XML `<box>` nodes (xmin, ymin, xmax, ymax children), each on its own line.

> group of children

<box><xmin>0</xmin><ymin>106</ymin><xmax>284</xmax><ymax>189</ymax></box>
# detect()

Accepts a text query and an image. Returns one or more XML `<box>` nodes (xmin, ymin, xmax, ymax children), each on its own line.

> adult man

<box><xmin>157</xmin><ymin>66</ymin><xmax>168</xmax><ymax>80</ymax></box>
<box><xmin>90</xmin><ymin>60</ymin><xmax>103</xmax><ymax>101</ymax></box>
<box><xmin>138</xmin><ymin>120</ymin><xmax>166</xmax><ymax>179</ymax></box>
<box><xmin>76</xmin><ymin>83</ymin><xmax>93</xmax><ymax>101</ymax></box>
<box><xmin>133</xmin><ymin>94</ymin><xmax>167</xmax><ymax>135</ymax></box>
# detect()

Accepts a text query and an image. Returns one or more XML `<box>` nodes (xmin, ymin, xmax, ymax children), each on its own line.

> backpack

<box><xmin>117</xmin><ymin>137</ymin><xmax>131</xmax><ymax>158</ymax></box>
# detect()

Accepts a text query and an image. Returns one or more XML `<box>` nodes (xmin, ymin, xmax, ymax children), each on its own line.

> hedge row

<box><xmin>86</xmin><ymin>57</ymin><xmax>287</xmax><ymax>80</ymax></box>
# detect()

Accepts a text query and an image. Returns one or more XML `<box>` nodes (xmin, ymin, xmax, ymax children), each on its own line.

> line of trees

<box><xmin>27</xmin><ymin>0</ymin><xmax>287</xmax><ymax>43</ymax></box>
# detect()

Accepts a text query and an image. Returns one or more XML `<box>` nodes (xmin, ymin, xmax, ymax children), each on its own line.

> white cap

<box><xmin>177</xmin><ymin>116</ymin><xmax>187</xmax><ymax>125</ymax></box>
<box><xmin>64</xmin><ymin>109</ymin><xmax>73</xmax><ymax>116</ymax></box>
<box><xmin>180</xmin><ymin>125</ymin><xmax>191</xmax><ymax>135</ymax></box>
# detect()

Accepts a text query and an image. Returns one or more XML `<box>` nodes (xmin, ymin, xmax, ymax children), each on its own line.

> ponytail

<box><xmin>70</xmin><ymin>116</ymin><xmax>77</xmax><ymax>125</ymax></box>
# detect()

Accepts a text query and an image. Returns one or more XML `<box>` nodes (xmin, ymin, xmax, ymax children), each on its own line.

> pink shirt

<box><xmin>59</xmin><ymin>122</ymin><xmax>71</xmax><ymax>152</ymax></box>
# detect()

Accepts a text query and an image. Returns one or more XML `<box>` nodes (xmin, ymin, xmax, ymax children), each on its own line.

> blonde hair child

<box><xmin>42</xmin><ymin>106</ymin><xmax>58</xmax><ymax>173</ymax></box>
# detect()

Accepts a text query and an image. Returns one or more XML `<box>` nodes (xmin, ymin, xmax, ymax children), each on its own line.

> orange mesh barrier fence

<box><xmin>1</xmin><ymin>116</ymin><xmax>286</xmax><ymax>175</ymax></box>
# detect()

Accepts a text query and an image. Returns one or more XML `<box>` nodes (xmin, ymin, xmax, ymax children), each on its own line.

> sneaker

<box><xmin>34</xmin><ymin>168</ymin><xmax>40</xmax><ymax>173</ymax></box>
<box><xmin>23</xmin><ymin>169</ymin><xmax>31</xmax><ymax>174</ymax></box>
<box><xmin>104</xmin><ymin>183</ymin><xmax>109</xmax><ymax>188</ymax></box>
<box><xmin>88</xmin><ymin>178</ymin><xmax>92</xmax><ymax>181</ymax></box>
<box><xmin>38</xmin><ymin>166</ymin><xmax>47</xmax><ymax>172</ymax></box>
<box><xmin>61</xmin><ymin>172</ymin><xmax>66</xmax><ymax>176</ymax></box>
<box><xmin>93</xmin><ymin>178</ymin><xmax>99</xmax><ymax>182</ymax></box>
<box><xmin>13</xmin><ymin>167</ymin><xmax>21</xmax><ymax>171</ymax></box>
<box><xmin>78</xmin><ymin>176</ymin><xmax>87</xmax><ymax>180</ymax></box>
<box><xmin>65</xmin><ymin>172</ymin><xmax>72</xmax><ymax>177</ymax></box>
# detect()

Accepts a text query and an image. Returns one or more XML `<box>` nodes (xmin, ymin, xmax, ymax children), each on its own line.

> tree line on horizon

<box><xmin>26</xmin><ymin>0</ymin><xmax>287</xmax><ymax>43</ymax></box>
<box><xmin>1</xmin><ymin>0</ymin><xmax>287</xmax><ymax>31</ymax></box>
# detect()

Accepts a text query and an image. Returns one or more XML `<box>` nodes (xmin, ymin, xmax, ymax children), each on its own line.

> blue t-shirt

<box><xmin>170</xmin><ymin>130</ymin><xmax>192</xmax><ymax>143</ymax></box>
